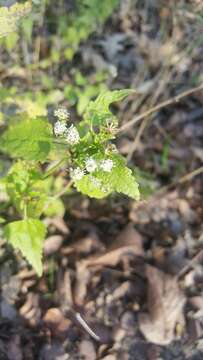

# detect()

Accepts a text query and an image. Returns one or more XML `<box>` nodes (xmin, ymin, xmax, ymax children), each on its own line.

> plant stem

<box><xmin>43</xmin><ymin>158</ymin><xmax>67</xmax><ymax>179</ymax></box>
<box><xmin>23</xmin><ymin>203</ymin><xmax>27</xmax><ymax>220</ymax></box>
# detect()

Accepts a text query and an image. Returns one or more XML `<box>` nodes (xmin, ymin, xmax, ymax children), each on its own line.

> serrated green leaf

<box><xmin>84</xmin><ymin>89</ymin><xmax>135</xmax><ymax>127</ymax></box>
<box><xmin>75</xmin><ymin>154</ymin><xmax>140</xmax><ymax>200</ymax></box>
<box><xmin>5</xmin><ymin>161</ymin><xmax>52</xmax><ymax>218</ymax></box>
<box><xmin>75</xmin><ymin>174</ymin><xmax>110</xmax><ymax>199</ymax></box>
<box><xmin>44</xmin><ymin>198</ymin><xmax>65</xmax><ymax>217</ymax></box>
<box><xmin>15</xmin><ymin>98</ymin><xmax>47</xmax><ymax>118</ymax></box>
<box><xmin>4</xmin><ymin>219</ymin><xmax>46</xmax><ymax>276</ymax></box>
<box><xmin>0</xmin><ymin>2</ymin><xmax>31</xmax><ymax>38</ymax></box>
<box><xmin>0</xmin><ymin>118</ymin><xmax>53</xmax><ymax>162</ymax></box>
<box><xmin>112</xmin><ymin>163</ymin><xmax>140</xmax><ymax>200</ymax></box>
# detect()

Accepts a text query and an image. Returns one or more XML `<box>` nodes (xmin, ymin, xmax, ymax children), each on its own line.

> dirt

<box><xmin>1</xmin><ymin>1</ymin><xmax>203</xmax><ymax>359</ymax></box>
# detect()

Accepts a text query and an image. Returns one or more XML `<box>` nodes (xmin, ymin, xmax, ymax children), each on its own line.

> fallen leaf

<box><xmin>139</xmin><ymin>265</ymin><xmax>186</xmax><ymax>345</ymax></box>
<box><xmin>79</xmin><ymin>340</ymin><xmax>96</xmax><ymax>360</ymax></box>
<box><xmin>45</xmin><ymin>217</ymin><xmax>69</xmax><ymax>235</ymax></box>
<box><xmin>7</xmin><ymin>334</ymin><xmax>22</xmax><ymax>360</ymax></box>
<box><xmin>43</xmin><ymin>308</ymin><xmax>71</xmax><ymax>335</ymax></box>
<box><xmin>44</xmin><ymin>235</ymin><xmax>64</xmax><ymax>255</ymax></box>
<box><xmin>74</xmin><ymin>260</ymin><xmax>92</xmax><ymax>306</ymax></box>
<box><xmin>73</xmin><ymin>224</ymin><xmax>143</xmax><ymax>306</ymax></box>
<box><xmin>86</xmin><ymin>223</ymin><xmax>144</xmax><ymax>268</ymax></box>
<box><xmin>39</xmin><ymin>342</ymin><xmax>68</xmax><ymax>360</ymax></box>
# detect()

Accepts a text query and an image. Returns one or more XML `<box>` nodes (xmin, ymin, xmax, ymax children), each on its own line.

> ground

<box><xmin>0</xmin><ymin>1</ymin><xmax>203</xmax><ymax>359</ymax></box>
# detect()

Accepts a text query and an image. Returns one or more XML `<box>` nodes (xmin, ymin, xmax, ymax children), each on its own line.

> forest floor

<box><xmin>0</xmin><ymin>1</ymin><xmax>203</xmax><ymax>359</ymax></box>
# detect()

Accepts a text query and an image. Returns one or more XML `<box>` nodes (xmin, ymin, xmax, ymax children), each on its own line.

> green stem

<box><xmin>43</xmin><ymin>158</ymin><xmax>67</xmax><ymax>179</ymax></box>
<box><xmin>23</xmin><ymin>203</ymin><xmax>27</xmax><ymax>220</ymax></box>
<box><xmin>42</xmin><ymin>179</ymin><xmax>74</xmax><ymax>213</ymax></box>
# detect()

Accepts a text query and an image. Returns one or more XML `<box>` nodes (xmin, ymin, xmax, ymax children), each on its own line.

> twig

<box><xmin>75</xmin><ymin>312</ymin><xmax>101</xmax><ymax>342</ymax></box>
<box><xmin>178</xmin><ymin>249</ymin><xmax>203</xmax><ymax>280</ymax></box>
<box><xmin>118</xmin><ymin>83</ymin><xmax>203</xmax><ymax>134</ymax></box>
<box><xmin>133</xmin><ymin>166</ymin><xmax>203</xmax><ymax>209</ymax></box>
<box><xmin>127</xmin><ymin>66</ymin><xmax>173</xmax><ymax>160</ymax></box>
<box><xmin>157</xmin><ymin>165</ymin><xmax>203</xmax><ymax>195</ymax></box>
<box><xmin>43</xmin><ymin>158</ymin><xmax>67</xmax><ymax>179</ymax></box>
<box><xmin>135</xmin><ymin>165</ymin><xmax>203</xmax><ymax>210</ymax></box>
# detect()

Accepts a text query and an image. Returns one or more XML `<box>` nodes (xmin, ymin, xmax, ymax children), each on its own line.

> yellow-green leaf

<box><xmin>0</xmin><ymin>1</ymin><xmax>31</xmax><ymax>38</ymax></box>
<box><xmin>4</xmin><ymin>219</ymin><xmax>46</xmax><ymax>276</ymax></box>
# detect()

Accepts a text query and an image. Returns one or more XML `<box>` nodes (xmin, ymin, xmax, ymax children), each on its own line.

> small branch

<box><xmin>118</xmin><ymin>83</ymin><xmax>203</xmax><ymax>134</ymax></box>
<box><xmin>157</xmin><ymin>166</ymin><xmax>203</xmax><ymax>195</ymax></box>
<box><xmin>135</xmin><ymin>166</ymin><xmax>203</xmax><ymax>212</ymax></box>
<box><xmin>135</xmin><ymin>166</ymin><xmax>203</xmax><ymax>213</ymax></box>
<box><xmin>52</xmin><ymin>179</ymin><xmax>74</xmax><ymax>200</ymax></box>
<box><xmin>43</xmin><ymin>158</ymin><xmax>67</xmax><ymax>179</ymax></box>
<box><xmin>75</xmin><ymin>312</ymin><xmax>101</xmax><ymax>342</ymax></box>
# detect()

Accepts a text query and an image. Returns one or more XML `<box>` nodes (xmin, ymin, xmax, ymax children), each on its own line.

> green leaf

<box><xmin>0</xmin><ymin>2</ymin><xmax>31</xmax><ymax>38</ymax></box>
<box><xmin>84</xmin><ymin>89</ymin><xmax>135</xmax><ymax>127</ymax></box>
<box><xmin>4</xmin><ymin>219</ymin><xmax>46</xmax><ymax>276</ymax></box>
<box><xmin>15</xmin><ymin>98</ymin><xmax>47</xmax><ymax>118</ymax></box>
<box><xmin>44</xmin><ymin>198</ymin><xmax>65</xmax><ymax>217</ymax></box>
<box><xmin>75</xmin><ymin>154</ymin><xmax>140</xmax><ymax>200</ymax></box>
<box><xmin>5</xmin><ymin>161</ymin><xmax>52</xmax><ymax>218</ymax></box>
<box><xmin>75</xmin><ymin>174</ymin><xmax>110</xmax><ymax>199</ymax></box>
<box><xmin>0</xmin><ymin>118</ymin><xmax>53</xmax><ymax>162</ymax></box>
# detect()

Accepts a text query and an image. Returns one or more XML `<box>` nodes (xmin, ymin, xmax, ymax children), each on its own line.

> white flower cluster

<box><xmin>54</xmin><ymin>107</ymin><xmax>69</xmax><ymax>121</ymax></box>
<box><xmin>70</xmin><ymin>158</ymin><xmax>114</xmax><ymax>183</ymax></box>
<box><xmin>54</xmin><ymin>109</ymin><xmax>80</xmax><ymax>145</ymax></box>
<box><xmin>54</xmin><ymin>121</ymin><xmax>67</xmax><ymax>136</ymax></box>
<box><xmin>65</xmin><ymin>124</ymin><xmax>80</xmax><ymax>145</ymax></box>
<box><xmin>85</xmin><ymin>158</ymin><xmax>97</xmax><ymax>173</ymax></box>
<box><xmin>100</xmin><ymin>159</ymin><xmax>114</xmax><ymax>172</ymax></box>
<box><xmin>70</xmin><ymin>167</ymin><xmax>84</xmax><ymax>181</ymax></box>
<box><xmin>89</xmin><ymin>176</ymin><xmax>101</xmax><ymax>187</ymax></box>
<box><xmin>84</xmin><ymin>157</ymin><xmax>114</xmax><ymax>173</ymax></box>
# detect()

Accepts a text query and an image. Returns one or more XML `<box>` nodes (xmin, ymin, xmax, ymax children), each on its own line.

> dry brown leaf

<box><xmin>70</xmin><ymin>232</ymin><xmax>105</xmax><ymax>255</ymax></box>
<box><xmin>57</xmin><ymin>269</ymin><xmax>73</xmax><ymax>307</ymax></box>
<box><xmin>45</xmin><ymin>217</ymin><xmax>70</xmax><ymax>234</ymax></box>
<box><xmin>74</xmin><ymin>260</ymin><xmax>92</xmax><ymax>306</ymax></box>
<box><xmin>19</xmin><ymin>293</ymin><xmax>41</xmax><ymax>326</ymax></box>
<box><xmin>44</xmin><ymin>235</ymin><xmax>64</xmax><ymax>255</ymax></box>
<box><xmin>86</xmin><ymin>223</ymin><xmax>144</xmax><ymax>268</ymax></box>
<box><xmin>139</xmin><ymin>265</ymin><xmax>186</xmax><ymax>345</ymax></box>
<box><xmin>79</xmin><ymin>340</ymin><xmax>96</xmax><ymax>360</ymax></box>
<box><xmin>61</xmin><ymin>231</ymin><xmax>104</xmax><ymax>257</ymax></box>
<box><xmin>7</xmin><ymin>334</ymin><xmax>22</xmax><ymax>360</ymax></box>
<box><xmin>73</xmin><ymin>224</ymin><xmax>143</xmax><ymax>306</ymax></box>
<box><xmin>43</xmin><ymin>308</ymin><xmax>71</xmax><ymax>335</ymax></box>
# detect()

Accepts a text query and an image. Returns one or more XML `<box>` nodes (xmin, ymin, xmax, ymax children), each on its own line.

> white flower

<box><xmin>85</xmin><ymin>157</ymin><xmax>97</xmax><ymax>173</ymax></box>
<box><xmin>54</xmin><ymin>121</ymin><xmax>67</xmax><ymax>136</ymax></box>
<box><xmin>54</xmin><ymin>107</ymin><xmax>69</xmax><ymax>121</ymax></box>
<box><xmin>65</xmin><ymin>124</ymin><xmax>80</xmax><ymax>145</ymax></box>
<box><xmin>70</xmin><ymin>167</ymin><xmax>84</xmax><ymax>181</ymax></box>
<box><xmin>100</xmin><ymin>159</ymin><xmax>114</xmax><ymax>172</ymax></box>
<box><xmin>89</xmin><ymin>176</ymin><xmax>101</xmax><ymax>187</ymax></box>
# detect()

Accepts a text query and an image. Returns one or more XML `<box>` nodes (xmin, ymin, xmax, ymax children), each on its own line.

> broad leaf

<box><xmin>84</xmin><ymin>89</ymin><xmax>135</xmax><ymax>127</ymax></box>
<box><xmin>5</xmin><ymin>161</ymin><xmax>53</xmax><ymax>218</ymax></box>
<box><xmin>43</xmin><ymin>198</ymin><xmax>65</xmax><ymax>217</ymax></box>
<box><xmin>0</xmin><ymin>118</ymin><xmax>53</xmax><ymax>162</ymax></box>
<box><xmin>0</xmin><ymin>2</ymin><xmax>31</xmax><ymax>38</ymax></box>
<box><xmin>4</xmin><ymin>219</ymin><xmax>46</xmax><ymax>276</ymax></box>
<box><xmin>75</xmin><ymin>174</ymin><xmax>110</xmax><ymax>199</ymax></box>
<box><xmin>75</xmin><ymin>154</ymin><xmax>140</xmax><ymax>200</ymax></box>
<box><xmin>15</xmin><ymin>98</ymin><xmax>47</xmax><ymax>118</ymax></box>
